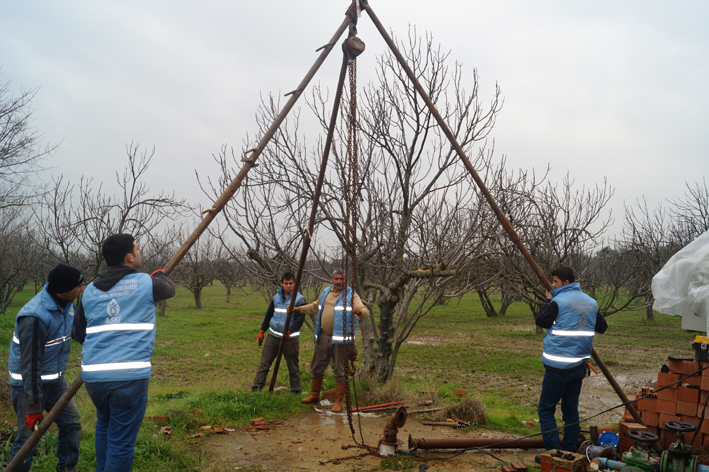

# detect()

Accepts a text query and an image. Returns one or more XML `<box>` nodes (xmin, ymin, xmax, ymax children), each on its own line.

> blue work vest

<box><xmin>542</xmin><ymin>283</ymin><xmax>598</xmax><ymax>370</ymax></box>
<box><xmin>8</xmin><ymin>286</ymin><xmax>74</xmax><ymax>386</ymax></box>
<box><xmin>314</xmin><ymin>285</ymin><xmax>358</xmax><ymax>344</ymax></box>
<box><xmin>80</xmin><ymin>273</ymin><xmax>156</xmax><ymax>382</ymax></box>
<box><xmin>269</xmin><ymin>288</ymin><xmax>305</xmax><ymax>339</ymax></box>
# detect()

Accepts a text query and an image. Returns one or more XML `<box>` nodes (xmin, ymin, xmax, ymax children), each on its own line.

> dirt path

<box><xmin>200</xmin><ymin>368</ymin><xmax>659</xmax><ymax>471</ymax></box>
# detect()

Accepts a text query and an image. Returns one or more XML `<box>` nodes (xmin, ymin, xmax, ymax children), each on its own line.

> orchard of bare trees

<box><xmin>1</xmin><ymin>29</ymin><xmax>708</xmax><ymax>383</ymax></box>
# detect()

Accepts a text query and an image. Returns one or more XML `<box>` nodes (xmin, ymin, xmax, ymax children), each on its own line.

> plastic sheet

<box><xmin>652</xmin><ymin>230</ymin><xmax>709</xmax><ymax>319</ymax></box>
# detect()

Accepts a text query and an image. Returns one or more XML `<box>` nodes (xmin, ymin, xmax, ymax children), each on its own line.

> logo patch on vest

<box><xmin>106</xmin><ymin>298</ymin><xmax>121</xmax><ymax>324</ymax></box>
<box><xmin>69</xmin><ymin>306</ymin><xmax>75</xmax><ymax>317</ymax></box>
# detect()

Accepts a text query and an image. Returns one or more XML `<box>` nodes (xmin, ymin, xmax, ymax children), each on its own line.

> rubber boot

<box><xmin>301</xmin><ymin>378</ymin><xmax>323</xmax><ymax>404</ymax></box>
<box><xmin>331</xmin><ymin>382</ymin><xmax>347</xmax><ymax>413</ymax></box>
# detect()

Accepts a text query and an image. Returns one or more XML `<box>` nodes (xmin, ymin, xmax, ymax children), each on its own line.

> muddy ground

<box><xmin>198</xmin><ymin>368</ymin><xmax>659</xmax><ymax>471</ymax></box>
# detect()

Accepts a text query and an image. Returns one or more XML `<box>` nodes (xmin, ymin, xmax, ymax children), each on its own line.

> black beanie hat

<box><xmin>47</xmin><ymin>264</ymin><xmax>84</xmax><ymax>294</ymax></box>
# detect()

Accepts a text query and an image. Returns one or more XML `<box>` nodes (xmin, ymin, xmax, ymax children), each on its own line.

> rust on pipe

<box><xmin>383</xmin><ymin>407</ymin><xmax>407</xmax><ymax>444</ymax></box>
<box><xmin>408</xmin><ymin>434</ymin><xmax>585</xmax><ymax>451</ymax></box>
<box><xmin>162</xmin><ymin>2</ymin><xmax>357</xmax><ymax>277</ymax></box>
<box><xmin>359</xmin><ymin>0</ymin><xmax>650</xmax><ymax>449</ymax></box>
<box><xmin>268</xmin><ymin>51</ymin><xmax>352</xmax><ymax>393</ymax></box>
<box><xmin>4</xmin><ymin>375</ymin><xmax>84</xmax><ymax>472</ymax></box>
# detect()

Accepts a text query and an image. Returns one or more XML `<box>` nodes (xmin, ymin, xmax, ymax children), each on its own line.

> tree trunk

<box><xmin>226</xmin><ymin>285</ymin><xmax>231</xmax><ymax>303</ymax></box>
<box><xmin>359</xmin><ymin>313</ymin><xmax>377</xmax><ymax>378</ymax></box>
<box><xmin>477</xmin><ymin>289</ymin><xmax>499</xmax><ymax>317</ymax></box>
<box><xmin>194</xmin><ymin>289</ymin><xmax>202</xmax><ymax>309</ymax></box>
<box><xmin>499</xmin><ymin>284</ymin><xmax>513</xmax><ymax>316</ymax></box>
<box><xmin>375</xmin><ymin>292</ymin><xmax>398</xmax><ymax>383</ymax></box>
<box><xmin>156</xmin><ymin>300</ymin><xmax>166</xmax><ymax>317</ymax></box>
<box><xmin>645</xmin><ymin>292</ymin><xmax>655</xmax><ymax>321</ymax></box>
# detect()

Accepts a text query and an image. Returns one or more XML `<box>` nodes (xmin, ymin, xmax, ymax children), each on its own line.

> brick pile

<box><xmin>628</xmin><ymin>359</ymin><xmax>709</xmax><ymax>452</ymax></box>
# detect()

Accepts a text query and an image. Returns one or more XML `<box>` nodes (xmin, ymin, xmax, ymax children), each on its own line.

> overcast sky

<box><xmin>2</xmin><ymin>0</ymin><xmax>708</xmax><ymax>241</ymax></box>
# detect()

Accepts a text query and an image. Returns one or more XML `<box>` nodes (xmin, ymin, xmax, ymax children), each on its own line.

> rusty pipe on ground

<box><xmin>383</xmin><ymin>407</ymin><xmax>407</xmax><ymax>444</ymax></box>
<box><xmin>408</xmin><ymin>434</ymin><xmax>586</xmax><ymax>451</ymax></box>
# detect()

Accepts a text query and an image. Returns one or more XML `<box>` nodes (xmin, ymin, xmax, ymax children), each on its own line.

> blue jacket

<box><xmin>269</xmin><ymin>288</ymin><xmax>306</xmax><ymax>339</ymax></box>
<box><xmin>8</xmin><ymin>286</ymin><xmax>74</xmax><ymax>387</ymax></box>
<box><xmin>80</xmin><ymin>273</ymin><xmax>156</xmax><ymax>382</ymax></box>
<box><xmin>314</xmin><ymin>285</ymin><xmax>358</xmax><ymax>344</ymax></box>
<box><xmin>541</xmin><ymin>283</ymin><xmax>598</xmax><ymax>370</ymax></box>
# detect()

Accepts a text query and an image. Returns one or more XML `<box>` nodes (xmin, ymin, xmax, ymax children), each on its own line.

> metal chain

<box><xmin>342</xmin><ymin>53</ymin><xmax>368</xmax><ymax>449</ymax></box>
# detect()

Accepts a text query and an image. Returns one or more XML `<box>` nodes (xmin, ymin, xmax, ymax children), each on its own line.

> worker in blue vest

<box><xmin>292</xmin><ymin>269</ymin><xmax>368</xmax><ymax>412</ymax></box>
<box><xmin>251</xmin><ymin>271</ymin><xmax>307</xmax><ymax>393</ymax></box>
<box><xmin>7</xmin><ymin>263</ymin><xmax>84</xmax><ymax>472</ymax></box>
<box><xmin>76</xmin><ymin>233</ymin><xmax>175</xmax><ymax>472</ymax></box>
<box><xmin>535</xmin><ymin>266</ymin><xmax>607</xmax><ymax>456</ymax></box>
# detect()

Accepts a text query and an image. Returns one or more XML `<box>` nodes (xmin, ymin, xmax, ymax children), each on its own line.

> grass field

<box><xmin>0</xmin><ymin>282</ymin><xmax>692</xmax><ymax>470</ymax></box>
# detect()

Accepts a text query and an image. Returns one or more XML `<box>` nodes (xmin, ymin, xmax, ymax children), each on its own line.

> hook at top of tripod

<box><xmin>343</xmin><ymin>24</ymin><xmax>365</xmax><ymax>59</ymax></box>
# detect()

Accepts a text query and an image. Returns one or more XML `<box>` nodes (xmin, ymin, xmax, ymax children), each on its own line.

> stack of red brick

<box><xmin>629</xmin><ymin>358</ymin><xmax>709</xmax><ymax>451</ymax></box>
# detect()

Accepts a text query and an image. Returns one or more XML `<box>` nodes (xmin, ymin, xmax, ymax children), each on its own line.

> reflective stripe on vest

<box><xmin>550</xmin><ymin>330</ymin><xmax>595</xmax><ymax>337</ymax></box>
<box><xmin>12</xmin><ymin>333</ymin><xmax>71</xmax><ymax>347</ymax></box>
<box><xmin>9</xmin><ymin>371</ymin><xmax>63</xmax><ymax>381</ymax></box>
<box><xmin>86</xmin><ymin>323</ymin><xmax>155</xmax><ymax>334</ymax></box>
<box><xmin>82</xmin><ymin>361</ymin><xmax>151</xmax><ymax>372</ymax></box>
<box><xmin>334</xmin><ymin>306</ymin><xmax>352</xmax><ymax>311</ymax></box>
<box><xmin>542</xmin><ymin>352</ymin><xmax>589</xmax><ymax>363</ymax></box>
<box><xmin>268</xmin><ymin>327</ymin><xmax>301</xmax><ymax>338</ymax></box>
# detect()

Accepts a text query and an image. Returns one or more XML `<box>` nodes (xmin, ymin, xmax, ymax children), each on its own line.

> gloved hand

<box><xmin>25</xmin><ymin>412</ymin><xmax>43</xmax><ymax>431</ymax></box>
<box><xmin>284</xmin><ymin>331</ymin><xmax>291</xmax><ymax>339</ymax></box>
<box><xmin>257</xmin><ymin>331</ymin><xmax>264</xmax><ymax>346</ymax></box>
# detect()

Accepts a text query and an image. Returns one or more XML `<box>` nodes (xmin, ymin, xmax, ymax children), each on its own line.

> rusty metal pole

<box><xmin>4</xmin><ymin>8</ymin><xmax>359</xmax><ymax>471</ymax></box>
<box><xmin>3</xmin><ymin>375</ymin><xmax>84</xmax><ymax>472</ymax></box>
<box><xmin>359</xmin><ymin>0</ymin><xmax>650</xmax><ymax>442</ymax></box>
<box><xmin>408</xmin><ymin>434</ymin><xmax>586</xmax><ymax>451</ymax></box>
<box><xmin>161</xmin><ymin>3</ymin><xmax>357</xmax><ymax>276</ymax></box>
<box><xmin>268</xmin><ymin>52</ymin><xmax>351</xmax><ymax>392</ymax></box>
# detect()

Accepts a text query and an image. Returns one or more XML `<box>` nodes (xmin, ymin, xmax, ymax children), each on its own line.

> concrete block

<box><xmin>657</xmin><ymin>372</ymin><xmax>681</xmax><ymax>389</ymax></box>
<box><xmin>669</xmin><ymin>359</ymin><xmax>700</xmax><ymax>375</ymax></box>
<box><xmin>701</xmin><ymin>375</ymin><xmax>709</xmax><ymax>391</ymax></box>
<box><xmin>642</xmin><ymin>411</ymin><xmax>660</xmax><ymax>427</ymax></box>
<box><xmin>677</xmin><ymin>401</ymin><xmax>699</xmax><ymax>416</ymax></box>
<box><xmin>678</xmin><ymin>386</ymin><xmax>700</xmax><ymax>403</ymax></box>
<box><xmin>657</xmin><ymin>399</ymin><xmax>677</xmax><ymax>415</ymax></box>
<box><xmin>657</xmin><ymin>388</ymin><xmax>678</xmax><ymax>402</ymax></box>
<box><xmin>637</xmin><ymin>397</ymin><xmax>657</xmax><ymax>413</ymax></box>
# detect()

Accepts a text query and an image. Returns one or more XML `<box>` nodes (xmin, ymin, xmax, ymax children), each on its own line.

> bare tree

<box><xmin>491</xmin><ymin>171</ymin><xmax>615</xmax><ymax>328</ymax></box>
<box><xmin>0</xmin><ymin>207</ymin><xmax>46</xmax><ymax>313</ymax></box>
<box><xmin>204</xmin><ymin>30</ymin><xmax>504</xmax><ymax>382</ymax></box>
<box><xmin>0</xmin><ymin>71</ymin><xmax>56</xmax><ymax>209</ymax></box>
<box><xmin>669</xmin><ymin>178</ymin><xmax>709</xmax><ymax>246</ymax></box>
<box><xmin>34</xmin><ymin>142</ymin><xmax>192</xmax><ymax>281</ymax></box>
<box><xmin>172</xmin><ymin>230</ymin><xmax>219</xmax><ymax>309</ymax></box>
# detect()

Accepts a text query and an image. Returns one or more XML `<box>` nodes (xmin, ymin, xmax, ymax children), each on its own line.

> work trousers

<box><xmin>10</xmin><ymin>376</ymin><xmax>82</xmax><ymax>472</ymax></box>
<box><xmin>310</xmin><ymin>332</ymin><xmax>346</xmax><ymax>383</ymax></box>
<box><xmin>85</xmin><ymin>378</ymin><xmax>149</xmax><ymax>472</ymax></box>
<box><xmin>252</xmin><ymin>333</ymin><xmax>301</xmax><ymax>393</ymax></box>
<box><xmin>537</xmin><ymin>365</ymin><xmax>587</xmax><ymax>452</ymax></box>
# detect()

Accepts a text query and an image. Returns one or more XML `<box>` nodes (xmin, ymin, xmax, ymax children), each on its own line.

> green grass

<box><xmin>0</xmin><ymin>282</ymin><xmax>692</xmax><ymax>470</ymax></box>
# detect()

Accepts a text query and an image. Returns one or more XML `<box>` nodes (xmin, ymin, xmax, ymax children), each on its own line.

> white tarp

<box><xmin>652</xmin><ymin>230</ymin><xmax>709</xmax><ymax>330</ymax></box>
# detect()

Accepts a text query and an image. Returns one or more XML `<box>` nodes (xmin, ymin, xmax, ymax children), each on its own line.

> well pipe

<box><xmin>408</xmin><ymin>434</ymin><xmax>586</xmax><ymax>451</ymax></box>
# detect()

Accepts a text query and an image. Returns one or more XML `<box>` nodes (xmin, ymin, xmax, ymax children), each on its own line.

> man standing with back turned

<box><xmin>535</xmin><ymin>266</ymin><xmax>607</xmax><ymax>454</ymax></box>
<box><xmin>292</xmin><ymin>269</ymin><xmax>368</xmax><ymax>413</ymax></box>
<box><xmin>8</xmin><ymin>264</ymin><xmax>84</xmax><ymax>472</ymax></box>
<box><xmin>78</xmin><ymin>234</ymin><xmax>175</xmax><ymax>472</ymax></box>
<box><xmin>251</xmin><ymin>271</ymin><xmax>307</xmax><ymax>393</ymax></box>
